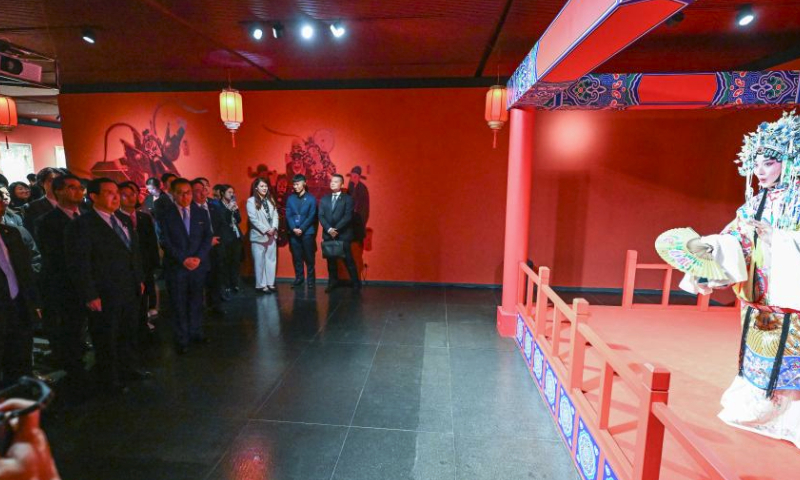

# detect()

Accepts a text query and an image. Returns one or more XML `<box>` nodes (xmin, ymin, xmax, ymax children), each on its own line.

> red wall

<box><xmin>529</xmin><ymin>108</ymin><xmax>778</xmax><ymax>289</ymax></box>
<box><xmin>58</xmin><ymin>88</ymin><xmax>510</xmax><ymax>284</ymax></box>
<box><xmin>2</xmin><ymin>123</ymin><xmax>64</xmax><ymax>175</ymax></box>
<box><xmin>57</xmin><ymin>88</ymin><xmax>785</xmax><ymax>288</ymax></box>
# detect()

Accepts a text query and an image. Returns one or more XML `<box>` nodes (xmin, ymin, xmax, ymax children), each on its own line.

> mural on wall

<box><xmin>253</xmin><ymin>127</ymin><xmax>373</xmax><ymax>278</ymax></box>
<box><xmin>89</xmin><ymin>101</ymin><xmax>206</xmax><ymax>185</ymax></box>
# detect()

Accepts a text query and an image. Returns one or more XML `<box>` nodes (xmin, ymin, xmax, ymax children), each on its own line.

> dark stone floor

<box><xmin>42</xmin><ymin>284</ymin><xmax>626</xmax><ymax>480</ymax></box>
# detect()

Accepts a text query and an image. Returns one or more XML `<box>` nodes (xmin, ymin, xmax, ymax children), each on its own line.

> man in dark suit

<box><xmin>118</xmin><ymin>181</ymin><xmax>161</xmax><ymax>340</ymax></box>
<box><xmin>158</xmin><ymin>178</ymin><xmax>213</xmax><ymax>354</ymax></box>
<box><xmin>319</xmin><ymin>174</ymin><xmax>361</xmax><ymax>292</ymax></box>
<box><xmin>192</xmin><ymin>178</ymin><xmax>227</xmax><ymax>313</ymax></box>
<box><xmin>0</xmin><ymin>222</ymin><xmax>35</xmax><ymax>385</ymax></box>
<box><xmin>35</xmin><ymin>174</ymin><xmax>88</xmax><ymax>387</ymax></box>
<box><xmin>22</xmin><ymin>167</ymin><xmax>64</xmax><ymax>238</ymax></box>
<box><xmin>152</xmin><ymin>172</ymin><xmax>177</xmax><ymax>222</ymax></box>
<box><xmin>65</xmin><ymin>178</ymin><xmax>147</xmax><ymax>393</ymax></box>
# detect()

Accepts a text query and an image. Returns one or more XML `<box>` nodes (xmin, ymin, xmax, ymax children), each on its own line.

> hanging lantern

<box><xmin>0</xmin><ymin>96</ymin><xmax>18</xmax><ymax>148</ymax></box>
<box><xmin>484</xmin><ymin>85</ymin><xmax>508</xmax><ymax>149</ymax></box>
<box><xmin>219</xmin><ymin>87</ymin><xmax>243</xmax><ymax>147</ymax></box>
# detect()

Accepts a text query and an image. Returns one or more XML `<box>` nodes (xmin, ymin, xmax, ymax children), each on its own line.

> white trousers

<box><xmin>251</xmin><ymin>238</ymin><xmax>277</xmax><ymax>288</ymax></box>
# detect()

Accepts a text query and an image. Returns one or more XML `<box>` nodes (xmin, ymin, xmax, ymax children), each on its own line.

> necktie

<box><xmin>0</xmin><ymin>236</ymin><xmax>19</xmax><ymax>300</ymax></box>
<box><xmin>130</xmin><ymin>212</ymin><xmax>137</xmax><ymax>231</ymax></box>
<box><xmin>72</xmin><ymin>211</ymin><xmax>79</xmax><ymax>219</ymax></box>
<box><xmin>332</xmin><ymin>194</ymin><xmax>339</xmax><ymax>210</ymax></box>
<box><xmin>110</xmin><ymin>215</ymin><xmax>131</xmax><ymax>249</ymax></box>
<box><xmin>182</xmin><ymin>207</ymin><xmax>190</xmax><ymax>234</ymax></box>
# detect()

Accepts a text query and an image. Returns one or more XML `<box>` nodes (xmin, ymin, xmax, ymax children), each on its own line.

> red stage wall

<box><xmin>1</xmin><ymin>124</ymin><xmax>64</xmax><ymax>178</ymax></box>
<box><xmin>58</xmin><ymin>88</ymin><xmax>509</xmax><ymax>285</ymax></box>
<box><xmin>529</xmin><ymin>108</ymin><xmax>777</xmax><ymax>289</ymax></box>
<box><xmin>57</xmin><ymin>89</ymin><xmax>783</xmax><ymax>287</ymax></box>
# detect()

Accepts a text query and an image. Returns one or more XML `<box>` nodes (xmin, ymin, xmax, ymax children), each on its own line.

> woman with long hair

<box><xmin>7</xmin><ymin>181</ymin><xmax>31</xmax><ymax>212</ymax></box>
<box><xmin>217</xmin><ymin>183</ymin><xmax>243</xmax><ymax>295</ymax></box>
<box><xmin>246</xmin><ymin>177</ymin><xmax>279</xmax><ymax>293</ymax></box>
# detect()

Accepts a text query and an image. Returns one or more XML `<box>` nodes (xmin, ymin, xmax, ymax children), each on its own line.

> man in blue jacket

<box><xmin>157</xmin><ymin>178</ymin><xmax>213</xmax><ymax>354</ymax></box>
<box><xmin>285</xmin><ymin>174</ymin><xmax>317</xmax><ymax>288</ymax></box>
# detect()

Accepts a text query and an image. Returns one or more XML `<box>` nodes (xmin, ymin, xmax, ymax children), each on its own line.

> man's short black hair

<box><xmin>170</xmin><ymin>177</ymin><xmax>191</xmax><ymax>193</ymax></box>
<box><xmin>52</xmin><ymin>174</ymin><xmax>81</xmax><ymax>193</ymax></box>
<box><xmin>35</xmin><ymin>167</ymin><xmax>61</xmax><ymax>186</ymax></box>
<box><xmin>145</xmin><ymin>177</ymin><xmax>161</xmax><ymax>188</ymax></box>
<box><xmin>189</xmin><ymin>179</ymin><xmax>205</xmax><ymax>188</ymax></box>
<box><xmin>86</xmin><ymin>177</ymin><xmax>117</xmax><ymax>196</ymax></box>
<box><xmin>0</xmin><ymin>174</ymin><xmax>7</xmax><ymax>188</ymax></box>
<box><xmin>331</xmin><ymin>173</ymin><xmax>344</xmax><ymax>182</ymax></box>
<box><xmin>193</xmin><ymin>177</ymin><xmax>210</xmax><ymax>185</ymax></box>
<box><xmin>292</xmin><ymin>174</ymin><xmax>306</xmax><ymax>183</ymax></box>
<box><xmin>118</xmin><ymin>181</ymin><xmax>139</xmax><ymax>194</ymax></box>
<box><xmin>161</xmin><ymin>172</ymin><xmax>178</xmax><ymax>184</ymax></box>
<box><xmin>26</xmin><ymin>173</ymin><xmax>36</xmax><ymax>183</ymax></box>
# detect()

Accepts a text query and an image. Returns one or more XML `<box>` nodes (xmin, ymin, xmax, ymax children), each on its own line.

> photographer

<box><xmin>0</xmin><ymin>399</ymin><xmax>60</xmax><ymax>480</ymax></box>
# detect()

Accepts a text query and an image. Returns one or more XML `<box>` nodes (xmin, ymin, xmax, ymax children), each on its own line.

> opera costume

<box><xmin>680</xmin><ymin>111</ymin><xmax>800</xmax><ymax>447</ymax></box>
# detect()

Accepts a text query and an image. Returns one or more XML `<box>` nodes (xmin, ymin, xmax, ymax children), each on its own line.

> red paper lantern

<box><xmin>219</xmin><ymin>88</ymin><xmax>243</xmax><ymax>147</ymax></box>
<box><xmin>484</xmin><ymin>85</ymin><xmax>508</xmax><ymax>149</ymax></box>
<box><xmin>0</xmin><ymin>96</ymin><xmax>18</xmax><ymax>147</ymax></box>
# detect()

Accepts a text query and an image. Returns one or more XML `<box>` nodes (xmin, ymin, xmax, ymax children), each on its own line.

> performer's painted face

<box><xmin>754</xmin><ymin>155</ymin><xmax>782</xmax><ymax>188</ymax></box>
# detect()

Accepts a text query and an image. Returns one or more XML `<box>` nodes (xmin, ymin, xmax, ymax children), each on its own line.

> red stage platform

<box><xmin>506</xmin><ymin>256</ymin><xmax>799</xmax><ymax>480</ymax></box>
<box><xmin>586</xmin><ymin>305</ymin><xmax>799</xmax><ymax>480</ymax></box>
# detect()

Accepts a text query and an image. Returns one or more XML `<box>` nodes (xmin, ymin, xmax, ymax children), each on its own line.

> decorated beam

<box><xmin>507</xmin><ymin>0</ymin><xmax>696</xmax><ymax>109</ymax></box>
<box><xmin>534</xmin><ymin>70</ymin><xmax>800</xmax><ymax>110</ymax></box>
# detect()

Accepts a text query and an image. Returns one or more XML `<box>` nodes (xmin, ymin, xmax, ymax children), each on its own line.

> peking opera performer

<box><xmin>681</xmin><ymin>111</ymin><xmax>800</xmax><ymax>447</ymax></box>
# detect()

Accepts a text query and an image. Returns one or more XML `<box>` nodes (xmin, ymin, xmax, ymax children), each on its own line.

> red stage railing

<box><xmin>622</xmin><ymin>250</ymin><xmax>738</xmax><ymax>311</ymax></box>
<box><xmin>516</xmin><ymin>262</ymin><xmax>738</xmax><ymax>480</ymax></box>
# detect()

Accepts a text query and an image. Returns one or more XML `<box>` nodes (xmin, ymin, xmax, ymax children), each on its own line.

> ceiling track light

<box><xmin>81</xmin><ymin>28</ymin><xmax>96</xmax><ymax>44</ymax></box>
<box><xmin>250</xmin><ymin>24</ymin><xmax>264</xmax><ymax>40</ymax></box>
<box><xmin>300</xmin><ymin>23</ymin><xmax>314</xmax><ymax>40</ymax></box>
<box><xmin>272</xmin><ymin>22</ymin><xmax>284</xmax><ymax>39</ymax></box>
<box><xmin>330</xmin><ymin>21</ymin><xmax>346</xmax><ymax>38</ymax></box>
<box><xmin>736</xmin><ymin>4</ymin><xmax>755</xmax><ymax>27</ymax></box>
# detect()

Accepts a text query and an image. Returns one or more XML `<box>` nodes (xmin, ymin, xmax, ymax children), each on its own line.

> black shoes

<box><xmin>291</xmin><ymin>278</ymin><xmax>305</xmax><ymax>289</ymax></box>
<box><xmin>325</xmin><ymin>281</ymin><xmax>338</xmax><ymax>293</ymax></box>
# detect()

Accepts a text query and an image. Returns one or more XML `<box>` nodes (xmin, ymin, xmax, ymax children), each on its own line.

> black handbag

<box><xmin>321</xmin><ymin>240</ymin><xmax>345</xmax><ymax>259</ymax></box>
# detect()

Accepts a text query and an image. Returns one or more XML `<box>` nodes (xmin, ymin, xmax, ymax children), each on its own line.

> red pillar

<box><xmin>497</xmin><ymin>108</ymin><xmax>535</xmax><ymax>337</ymax></box>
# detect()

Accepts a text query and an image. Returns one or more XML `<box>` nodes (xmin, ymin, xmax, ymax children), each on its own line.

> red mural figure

<box><xmin>89</xmin><ymin>101</ymin><xmax>205</xmax><ymax>185</ymax></box>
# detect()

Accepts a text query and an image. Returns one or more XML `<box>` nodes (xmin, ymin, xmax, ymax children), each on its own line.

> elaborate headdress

<box><xmin>736</xmin><ymin>110</ymin><xmax>800</xmax><ymax>197</ymax></box>
<box><xmin>735</xmin><ymin>110</ymin><xmax>800</xmax><ymax>229</ymax></box>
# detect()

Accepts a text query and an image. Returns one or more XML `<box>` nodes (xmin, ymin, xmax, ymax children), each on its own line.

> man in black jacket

<box><xmin>0</xmin><ymin>223</ymin><xmax>36</xmax><ymax>385</ymax></box>
<box><xmin>22</xmin><ymin>167</ymin><xmax>64</xmax><ymax>238</ymax></box>
<box><xmin>65</xmin><ymin>178</ymin><xmax>147</xmax><ymax>393</ymax></box>
<box><xmin>35</xmin><ymin>174</ymin><xmax>87</xmax><ymax>386</ymax></box>
<box><xmin>318</xmin><ymin>174</ymin><xmax>360</xmax><ymax>292</ymax></box>
<box><xmin>118</xmin><ymin>181</ymin><xmax>161</xmax><ymax>339</ymax></box>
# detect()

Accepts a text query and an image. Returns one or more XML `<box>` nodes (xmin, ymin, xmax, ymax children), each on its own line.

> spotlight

<box><xmin>81</xmin><ymin>28</ymin><xmax>96</xmax><ymax>44</ymax></box>
<box><xmin>300</xmin><ymin>24</ymin><xmax>314</xmax><ymax>40</ymax></box>
<box><xmin>736</xmin><ymin>5</ymin><xmax>755</xmax><ymax>26</ymax></box>
<box><xmin>330</xmin><ymin>21</ymin><xmax>346</xmax><ymax>38</ymax></box>
<box><xmin>272</xmin><ymin>22</ymin><xmax>284</xmax><ymax>39</ymax></box>
<box><xmin>250</xmin><ymin>24</ymin><xmax>264</xmax><ymax>40</ymax></box>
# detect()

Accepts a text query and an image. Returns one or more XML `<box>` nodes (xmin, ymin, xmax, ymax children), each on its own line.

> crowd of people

<box><xmin>0</xmin><ymin>166</ymin><xmax>363</xmax><ymax>398</ymax></box>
